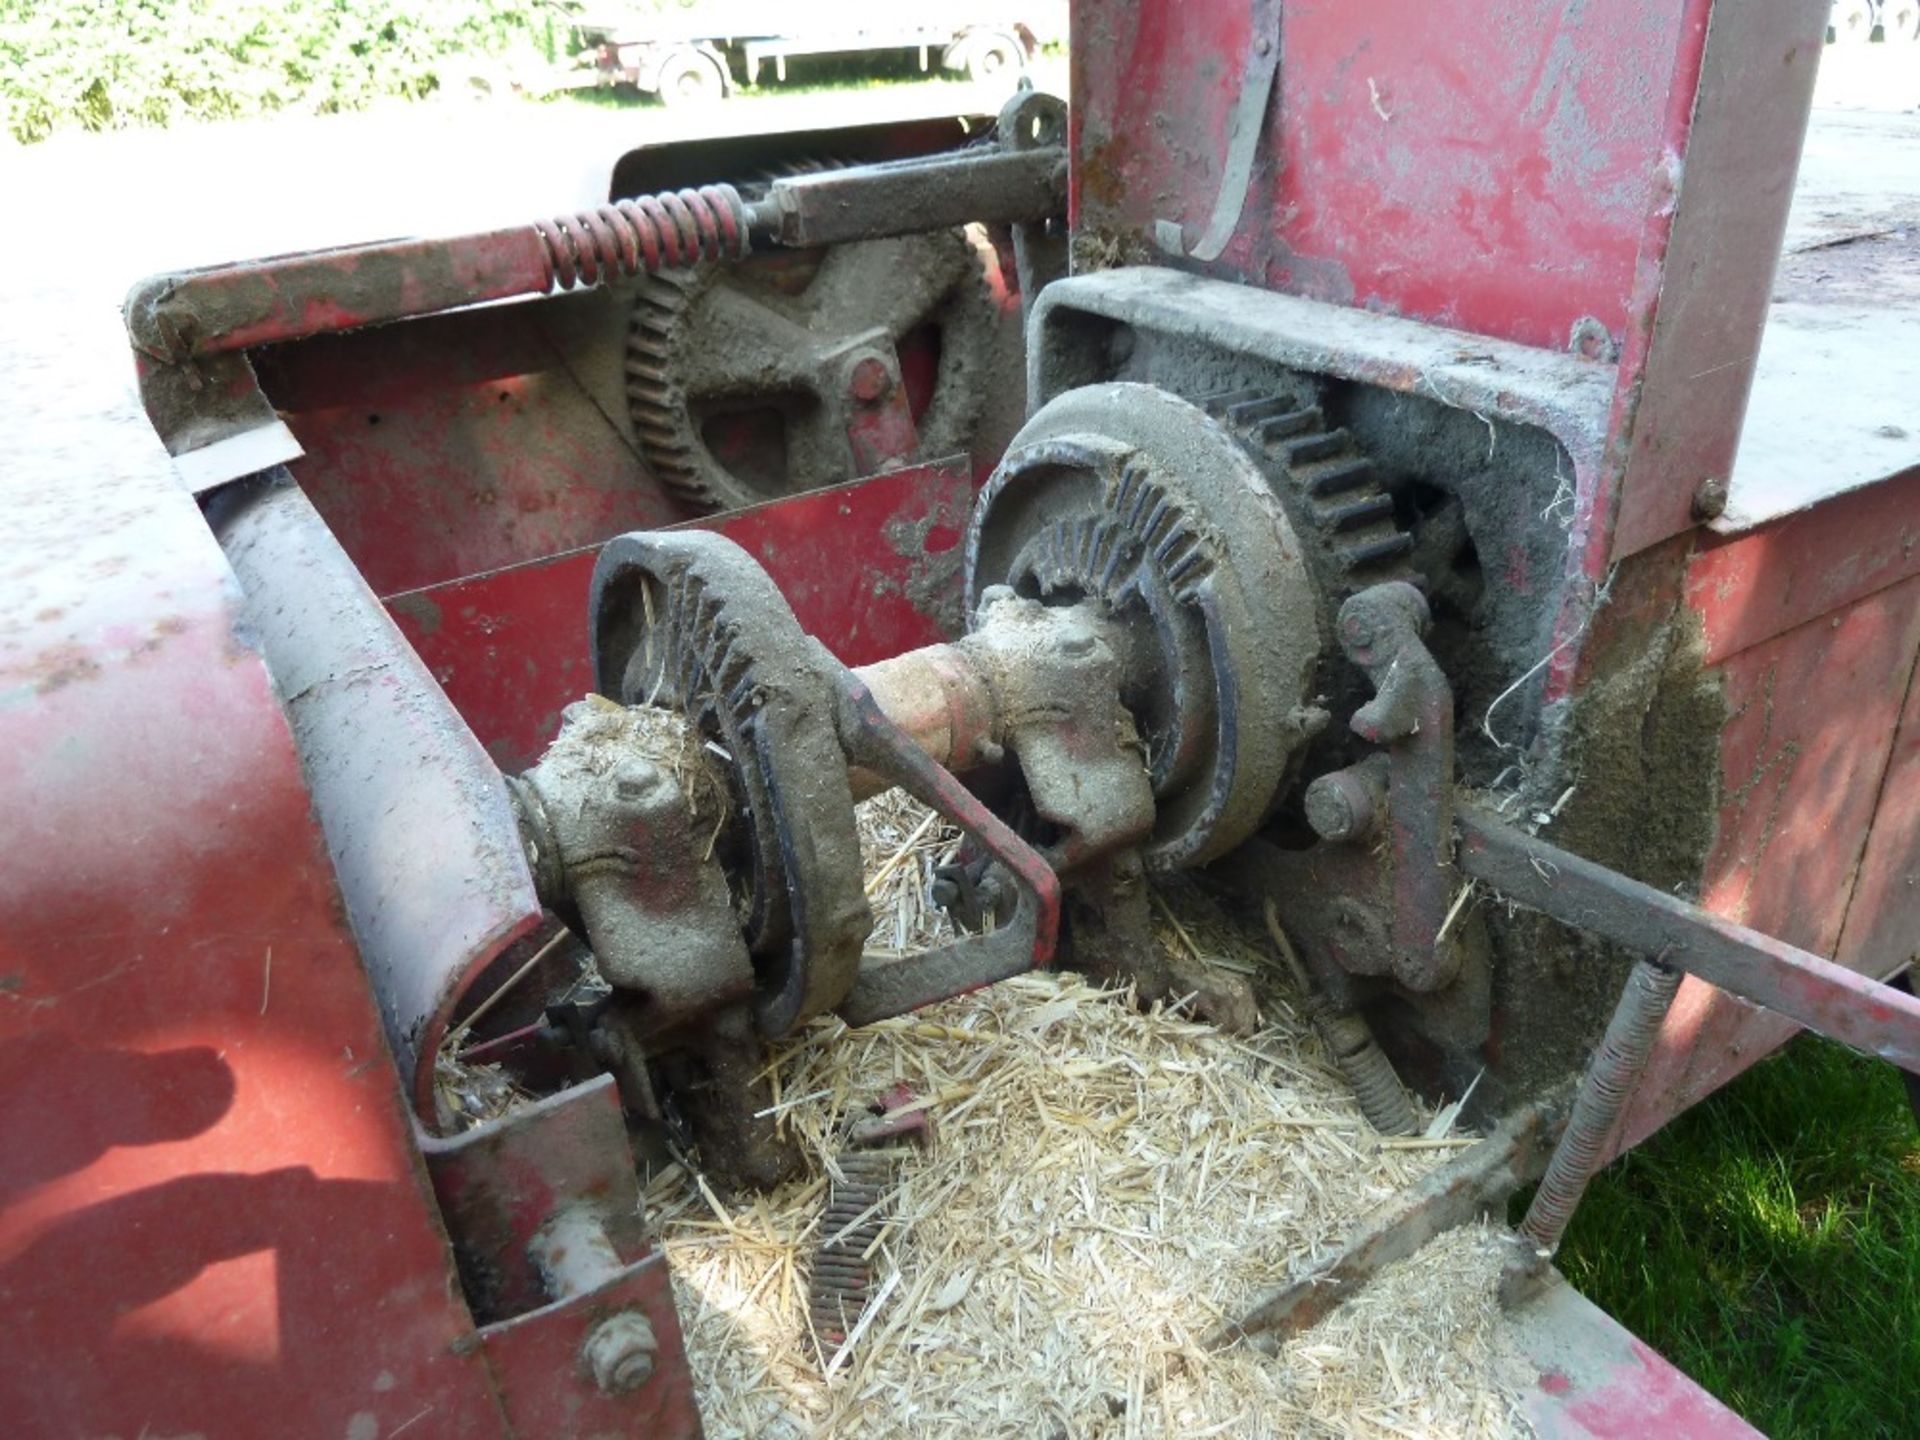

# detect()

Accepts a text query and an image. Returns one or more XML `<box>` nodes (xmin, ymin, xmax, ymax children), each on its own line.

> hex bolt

<box><xmin>849</xmin><ymin>355</ymin><xmax>893</xmax><ymax>403</ymax></box>
<box><xmin>582</xmin><ymin>1310</ymin><xmax>659</xmax><ymax>1395</ymax></box>
<box><xmin>1057</xmin><ymin>630</ymin><xmax>1097</xmax><ymax>658</ymax></box>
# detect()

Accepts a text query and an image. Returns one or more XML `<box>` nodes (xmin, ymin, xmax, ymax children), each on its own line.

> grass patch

<box><xmin>1554</xmin><ymin>1035</ymin><xmax>1920</xmax><ymax>1438</ymax></box>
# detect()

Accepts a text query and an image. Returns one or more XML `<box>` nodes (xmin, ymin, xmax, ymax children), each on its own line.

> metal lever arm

<box><xmin>827</xmin><ymin>667</ymin><xmax>1061</xmax><ymax>1027</ymax></box>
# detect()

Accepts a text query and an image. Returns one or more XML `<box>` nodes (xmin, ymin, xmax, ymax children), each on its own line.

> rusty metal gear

<box><xmin>590</xmin><ymin>529</ymin><xmax>870</xmax><ymax>1035</ymax></box>
<box><xmin>626</xmin><ymin>228</ymin><xmax>1003</xmax><ymax>511</ymax></box>
<box><xmin>1200</xmin><ymin>389</ymin><xmax>1415</xmax><ymax>603</ymax></box>
<box><xmin>967</xmin><ymin>382</ymin><xmax>1324</xmax><ymax>871</ymax></box>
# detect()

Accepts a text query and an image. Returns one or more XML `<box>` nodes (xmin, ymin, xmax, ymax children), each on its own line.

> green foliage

<box><xmin>1553</xmin><ymin>1037</ymin><xmax>1920</xmax><ymax>1438</ymax></box>
<box><xmin>0</xmin><ymin>0</ymin><xmax>558</xmax><ymax>144</ymax></box>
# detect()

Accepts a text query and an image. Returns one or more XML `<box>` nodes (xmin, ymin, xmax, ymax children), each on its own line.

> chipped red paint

<box><xmin>1615</xmin><ymin>500</ymin><xmax>1920</xmax><ymax>1151</ymax></box>
<box><xmin>390</xmin><ymin>459</ymin><xmax>976</xmax><ymax>773</ymax></box>
<box><xmin>1514</xmin><ymin>1283</ymin><xmax>1762</xmax><ymax>1438</ymax></box>
<box><xmin>0</xmin><ymin>381</ymin><xmax>508</xmax><ymax>1435</ymax></box>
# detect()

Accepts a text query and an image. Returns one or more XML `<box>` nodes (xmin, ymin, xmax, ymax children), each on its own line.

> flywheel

<box><xmin>626</xmin><ymin>228</ymin><xmax>1005</xmax><ymax>511</ymax></box>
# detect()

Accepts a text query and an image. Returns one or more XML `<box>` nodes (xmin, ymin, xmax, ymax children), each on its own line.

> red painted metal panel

<box><xmin>0</xmin><ymin>433</ymin><xmax>504</xmax><ymax>1434</ymax></box>
<box><xmin>1606</xmin><ymin>2</ymin><xmax>1830</xmax><ymax>563</ymax></box>
<box><xmin>259</xmin><ymin>303</ymin><xmax>692</xmax><ymax>599</ymax></box>
<box><xmin>1616</xmin><ymin>572</ymin><xmax>1920</xmax><ymax>1151</ymax></box>
<box><xmin>1514</xmin><ymin>1281</ymin><xmax>1760</xmax><ymax>1438</ymax></box>
<box><xmin>390</xmin><ymin>459</ymin><xmax>976</xmax><ymax>772</ymax></box>
<box><xmin>1073</xmin><ymin>0</ymin><xmax>1706</xmax><ymax>350</ymax></box>
<box><xmin>1836</xmin><ymin>641</ymin><xmax>1920</xmax><ymax>981</ymax></box>
<box><xmin>1687</xmin><ymin>465</ymin><xmax>1920</xmax><ymax>665</ymax></box>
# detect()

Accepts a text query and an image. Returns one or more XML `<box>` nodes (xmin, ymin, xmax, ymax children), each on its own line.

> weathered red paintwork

<box><xmin>1616</xmin><ymin>471</ymin><xmax>1920</xmax><ymax>1149</ymax></box>
<box><xmin>391</xmin><ymin>458</ymin><xmax>974</xmax><ymax>772</ymax></box>
<box><xmin>0</xmin><ymin>353</ymin><xmax>507</xmax><ymax>1436</ymax></box>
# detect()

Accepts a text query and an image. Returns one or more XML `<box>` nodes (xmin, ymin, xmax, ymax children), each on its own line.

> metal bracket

<box><xmin>1155</xmin><ymin>0</ymin><xmax>1283</xmax><ymax>262</ymax></box>
<box><xmin>828</xmin><ymin>666</ymin><xmax>1062</xmax><ymax>1027</ymax></box>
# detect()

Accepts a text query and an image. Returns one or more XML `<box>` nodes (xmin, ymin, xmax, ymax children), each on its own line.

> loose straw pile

<box><xmin>649</xmin><ymin>793</ymin><xmax>1534</xmax><ymax>1438</ymax></box>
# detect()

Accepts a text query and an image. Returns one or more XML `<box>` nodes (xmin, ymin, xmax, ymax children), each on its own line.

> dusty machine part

<box><xmin>591</xmin><ymin>530</ymin><xmax>872</xmax><ymax>1037</ymax></box>
<box><xmin>1333</xmin><ymin>582</ymin><xmax>1460</xmax><ymax>993</ymax></box>
<box><xmin>996</xmin><ymin>90</ymin><xmax>1071</xmax><ymax>322</ymax></box>
<box><xmin>626</xmin><ymin>229</ymin><xmax>1002</xmax><ymax>510</ymax></box>
<box><xmin>746</xmin><ymin>143</ymin><xmax>1067</xmax><ymax>249</ymax></box>
<box><xmin>966</xmin><ymin>382</ymin><xmax>1325</xmax><ymax>870</ymax></box>
<box><xmin>1263</xmin><ymin>901</ymin><xmax>1417</xmax><ymax>1135</ymax></box>
<box><xmin>807</xmin><ymin>1084</ymin><xmax>931</xmax><ymax>1356</ymax></box>
<box><xmin>510</xmin><ymin>699</ymin><xmax>751</xmax><ymax>1032</ymax></box>
<box><xmin>1506</xmin><ymin>958</ymin><xmax>1684</xmax><ymax>1293</ymax></box>
<box><xmin>1211</xmin><ymin>1098</ymin><xmax>1562</xmax><ymax>1350</ymax></box>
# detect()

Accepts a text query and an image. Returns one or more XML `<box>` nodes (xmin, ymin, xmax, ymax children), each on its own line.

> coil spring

<box><xmin>534</xmin><ymin>184</ymin><xmax>750</xmax><ymax>290</ymax></box>
<box><xmin>1311</xmin><ymin>997</ymin><xmax>1421</xmax><ymax>1137</ymax></box>
<box><xmin>807</xmin><ymin>1150</ymin><xmax>898</xmax><ymax>1350</ymax></box>
<box><xmin>1520</xmin><ymin>959</ymin><xmax>1683</xmax><ymax>1253</ymax></box>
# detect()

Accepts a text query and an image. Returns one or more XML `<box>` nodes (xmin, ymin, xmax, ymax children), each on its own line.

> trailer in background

<box><xmin>570</xmin><ymin>5</ymin><xmax>1062</xmax><ymax>103</ymax></box>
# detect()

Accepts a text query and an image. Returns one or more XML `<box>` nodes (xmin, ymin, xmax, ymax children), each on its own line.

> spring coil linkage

<box><xmin>534</xmin><ymin>184</ymin><xmax>751</xmax><ymax>289</ymax></box>
<box><xmin>808</xmin><ymin>1150</ymin><xmax>899</xmax><ymax>1352</ymax></box>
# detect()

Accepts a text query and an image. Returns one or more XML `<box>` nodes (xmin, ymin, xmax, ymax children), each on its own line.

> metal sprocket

<box><xmin>626</xmin><ymin>228</ymin><xmax>1002</xmax><ymax>511</ymax></box>
<box><xmin>1199</xmin><ymin>389</ymin><xmax>1415</xmax><ymax>604</ymax></box>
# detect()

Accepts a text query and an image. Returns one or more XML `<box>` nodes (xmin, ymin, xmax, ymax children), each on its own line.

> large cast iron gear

<box><xmin>590</xmin><ymin>529</ymin><xmax>870</xmax><ymax>1036</ymax></box>
<box><xmin>626</xmin><ymin>228</ymin><xmax>1002</xmax><ymax>511</ymax></box>
<box><xmin>1199</xmin><ymin>388</ymin><xmax>1415</xmax><ymax>604</ymax></box>
<box><xmin>966</xmin><ymin>382</ymin><xmax>1324</xmax><ymax>871</ymax></box>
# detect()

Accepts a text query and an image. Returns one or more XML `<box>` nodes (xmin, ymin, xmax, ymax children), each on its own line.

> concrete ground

<box><xmin>0</xmin><ymin>38</ymin><xmax>1908</xmax><ymax>514</ymax></box>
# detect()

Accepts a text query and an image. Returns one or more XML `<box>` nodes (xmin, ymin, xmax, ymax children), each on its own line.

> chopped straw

<box><xmin>650</xmin><ymin>791</ymin><xmax>1535</xmax><ymax>1438</ymax></box>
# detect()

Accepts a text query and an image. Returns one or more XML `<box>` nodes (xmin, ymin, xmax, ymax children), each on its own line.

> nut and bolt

<box><xmin>1690</xmin><ymin>475</ymin><xmax>1729</xmax><ymax>522</ymax></box>
<box><xmin>849</xmin><ymin>356</ymin><xmax>894</xmax><ymax>403</ymax></box>
<box><xmin>583</xmin><ymin>1310</ymin><xmax>659</xmax><ymax>1395</ymax></box>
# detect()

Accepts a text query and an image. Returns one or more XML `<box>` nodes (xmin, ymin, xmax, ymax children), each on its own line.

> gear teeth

<box><xmin>1198</xmin><ymin>388</ymin><xmax>1415</xmax><ymax>595</ymax></box>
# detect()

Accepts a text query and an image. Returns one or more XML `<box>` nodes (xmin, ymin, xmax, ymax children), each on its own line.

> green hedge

<box><xmin>0</xmin><ymin>1</ymin><xmax>562</xmax><ymax>144</ymax></box>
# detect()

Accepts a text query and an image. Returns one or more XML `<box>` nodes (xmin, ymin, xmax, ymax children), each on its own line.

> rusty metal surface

<box><xmin>1511</xmin><ymin>1276</ymin><xmax>1763</xmax><ymax>1439</ymax></box>
<box><xmin>1685</xmin><ymin>464</ymin><xmax>1920</xmax><ymax>665</ymax></box>
<box><xmin>1603</xmin><ymin>0</ymin><xmax>1827</xmax><ymax>563</ymax></box>
<box><xmin>832</xmin><ymin>670</ymin><xmax>1063</xmax><ymax>1026</ymax></box>
<box><xmin>1457</xmin><ymin>811</ymin><xmax>1920</xmax><ymax>1074</ymax></box>
<box><xmin>390</xmin><ymin>458</ymin><xmax>976</xmax><ymax>775</ymax></box>
<box><xmin>1072</xmin><ymin>0</ymin><xmax>1703</xmax><ymax>351</ymax></box>
<box><xmin>124</xmin><ymin>186</ymin><xmax>749</xmax><ymax>365</ymax></box>
<box><xmin>211</xmin><ymin>469</ymin><xmax>545</xmax><ymax>1120</ymax></box>
<box><xmin>627</xmin><ymin>231</ymin><xmax>1001</xmax><ymax>510</ymax></box>
<box><xmin>0</xmin><ymin>305</ymin><xmax>506</xmax><ymax>1434</ymax></box>
<box><xmin>753</xmin><ymin>144</ymin><xmax>1066</xmax><ymax>248</ymax></box>
<box><xmin>261</xmin><ymin>298</ymin><xmax>693</xmax><ymax>600</ymax></box>
<box><xmin>421</xmin><ymin>1077</ymin><xmax>649</xmax><ymax>1319</ymax></box>
<box><xmin>1836</xmin><ymin>638</ymin><xmax>1920</xmax><ymax>981</ymax></box>
<box><xmin>1211</xmin><ymin>1101</ymin><xmax>1558</xmax><ymax>1348</ymax></box>
<box><xmin>479</xmin><ymin>1252</ymin><xmax>702</xmax><ymax>1439</ymax></box>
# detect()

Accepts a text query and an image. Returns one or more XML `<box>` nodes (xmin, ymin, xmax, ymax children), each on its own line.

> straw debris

<box><xmin>651</xmin><ymin>792</ymin><xmax>1534</xmax><ymax>1438</ymax></box>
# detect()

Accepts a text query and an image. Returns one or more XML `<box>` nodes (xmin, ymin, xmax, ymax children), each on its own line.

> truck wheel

<box><xmin>658</xmin><ymin>49</ymin><xmax>728</xmax><ymax>104</ymax></box>
<box><xmin>1883</xmin><ymin>0</ymin><xmax>1919</xmax><ymax>40</ymax></box>
<box><xmin>1829</xmin><ymin>0</ymin><xmax>1876</xmax><ymax>42</ymax></box>
<box><xmin>963</xmin><ymin>30</ymin><xmax>1027</xmax><ymax>82</ymax></box>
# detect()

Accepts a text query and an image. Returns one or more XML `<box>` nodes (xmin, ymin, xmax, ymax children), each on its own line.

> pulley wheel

<box><xmin>591</xmin><ymin>529</ymin><xmax>870</xmax><ymax>1034</ymax></box>
<box><xmin>966</xmin><ymin>383</ymin><xmax>1322</xmax><ymax>869</ymax></box>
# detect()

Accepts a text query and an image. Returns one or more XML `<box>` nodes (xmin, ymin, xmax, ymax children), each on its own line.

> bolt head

<box><xmin>1304</xmin><ymin>771</ymin><xmax>1374</xmax><ymax>842</ymax></box>
<box><xmin>583</xmin><ymin>1311</ymin><xmax>658</xmax><ymax>1395</ymax></box>
<box><xmin>849</xmin><ymin>356</ymin><xmax>893</xmax><ymax>403</ymax></box>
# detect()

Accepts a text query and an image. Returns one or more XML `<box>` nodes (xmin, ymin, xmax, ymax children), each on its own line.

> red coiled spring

<box><xmin>534</xmin><ymin>183</ymin><xmax>750</xmax><ymax>289</ymax></box>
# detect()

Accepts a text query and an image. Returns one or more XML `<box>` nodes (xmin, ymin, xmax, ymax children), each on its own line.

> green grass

<box><xmin>1552</xmin><ymin>1036</ymin><xmax>1920</xmax><ymax>1438</ymax></box>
